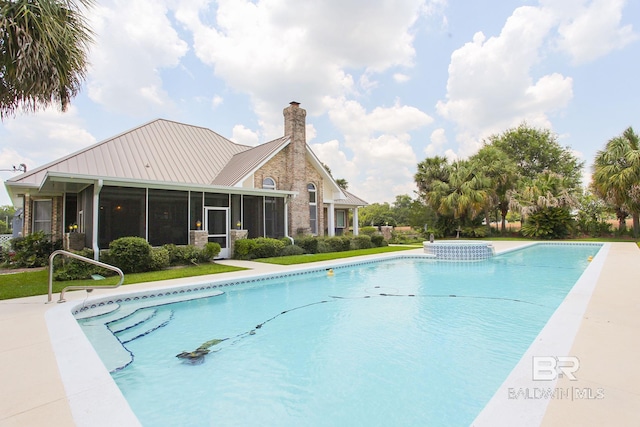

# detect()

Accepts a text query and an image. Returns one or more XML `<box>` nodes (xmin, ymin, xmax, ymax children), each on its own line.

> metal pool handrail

<box><xmin>48</xmin><ymin>249</ymin><xmax>125</xmax><ymax>303</ymax></box>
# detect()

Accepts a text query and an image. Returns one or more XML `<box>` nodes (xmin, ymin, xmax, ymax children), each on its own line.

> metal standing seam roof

<box><xmin>335</xmin><ymin>190</ymin><xmax>368</xmax><ymax>206</ymax></box>
<box><xmin>212</xmin><ymin>136</ymin><xmax>290</xmax><ymax>186</ymax></box>
<box><xmin>7</xmin><ymin>119</ymin><xmax>252</xmax><ymax>188</ymax></box>
<box><xmin>5</xmin><ymin>118</ymin><xmax>369</xmax><ymax>206</ymax></box>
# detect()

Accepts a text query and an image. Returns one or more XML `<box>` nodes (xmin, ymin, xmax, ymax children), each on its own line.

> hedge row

<box><xmin>233</xmin><ymin>234</ymin><xmax>387</xmax><ymax>260</ymax></box>
<box><xmin>53</xmin><ymin>237</ymin><xmax>221</xmax><ymax>280</ymax></box>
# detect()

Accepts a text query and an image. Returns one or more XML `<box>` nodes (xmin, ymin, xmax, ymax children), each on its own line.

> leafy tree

<box><xmin>358</xmin><ymin>202</ymin><xmax>396</xmax><ymax>227</ymax></box>
<box><xmin>487</xmin><ymin>122</ymin><xmax>584</xmax><ymax>187</ymax></box>
<box><xmin>0</xmin><ymin>0</ymin><xmax>93</xmax><ymax>118</ymax></box>
<box><xmin>0</xmin><ymin>205</ymin><xmax>16</xmax><ymax>233</ymax></box>
<box><xmin>392</xmin><ymin>194</ymin><xmax>413</xmax><ymax>225</ymax></box>
<box><xmin>575</xmin><ymin>192</ymin><xmax>612</xmax><ymax>237</ymax></box>
<box><xmin>592</xmin><ymin>126</ymin><xmax>640</xmax><ymax>237</ymax></box>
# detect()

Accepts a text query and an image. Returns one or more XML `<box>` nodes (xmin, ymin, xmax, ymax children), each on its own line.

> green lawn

<box><xmin>0</xmin><ymin>263</ymin><xmax>246</xmax><ymax>300</ymax></box>
<box><xmin>256</xmin><ymin>245</ymin><xmax>418</xmax><ymax>265</ymax></box>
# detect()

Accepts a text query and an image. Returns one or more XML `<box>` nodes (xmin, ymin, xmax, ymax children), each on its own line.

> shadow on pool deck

<box><xmin>0</xmin><ymin>242</ymin><xmax>638</xmax><ymax>426</ymax></box>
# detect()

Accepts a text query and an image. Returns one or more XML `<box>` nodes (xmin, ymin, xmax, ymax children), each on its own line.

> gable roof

<box><xmin>7</xmin><ymin>119</ymin><xmax>250</xmax><ymax>188</ymax></box>
<box><xmin>212</xmin><ymin>136</ymin><xmax>289</xmax><ymax>186</ymax></box>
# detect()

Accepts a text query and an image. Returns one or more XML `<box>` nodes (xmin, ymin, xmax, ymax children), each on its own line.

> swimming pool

<box><xmin>70</xmin><ymin>243</ymin><xmax>602</xmax><ymax>426</ymax></box>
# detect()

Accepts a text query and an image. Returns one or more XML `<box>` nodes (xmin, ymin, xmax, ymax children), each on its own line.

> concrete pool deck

<box><xmin>0</xmin><ymin>241</ymin><xmax>638</xmax><ymax>426</ymax></box>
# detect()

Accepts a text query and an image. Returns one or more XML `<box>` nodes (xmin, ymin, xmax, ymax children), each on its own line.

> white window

<box><xmin>33</xmin><ymin>200</ymin><xmax>52</xmax><ymax>234</ymax></box>
<box><xmin>263</xmin><ymin>177</ymin><xmax>276</xmax><ymax>190</ymax></box>
<box><xmin>308</xmin><ymin>183</ymin><xmax>317</xmax><ymax>234</ymax></box>
<box><xmin>336</xmin><ymin>210</ymin><xmax>346</xmax><ymax>228</ymax></box>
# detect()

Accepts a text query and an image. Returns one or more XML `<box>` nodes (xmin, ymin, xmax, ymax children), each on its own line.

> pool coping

<box><xmin>2</xmin><ymin>241</ymin><xmax>638</xmax><ymax>426</ymax></box>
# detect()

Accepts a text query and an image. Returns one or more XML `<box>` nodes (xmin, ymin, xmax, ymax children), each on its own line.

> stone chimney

<box><xmin>283</xmin><ymin>102</ymin><xmax>310</xmax><ymax>235</ymax></box>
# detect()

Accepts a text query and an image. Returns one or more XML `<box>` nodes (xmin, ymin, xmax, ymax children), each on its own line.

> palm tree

<box><xmin>433</xmin><ymin>160</ymin><xmax>490</xmax><ymax>225</ymax></box>
<box><xmin>510</xmin><ymin>171</ymin><xmax>579</xmax><ymax>215</ymax></box>
<box><xmin>593</xmin><ymin>127</ymin><xmax>640</xmax><ymax>237</ymax></box>
<box><xmin>470</xmin><ymin>145</ymin><xmax>518</xmax><ymax>233</ymax></box>
<box><xmin>0</xmin><ymin>0</ymin><xmax>93</xmax><ymax>118</ymax></box>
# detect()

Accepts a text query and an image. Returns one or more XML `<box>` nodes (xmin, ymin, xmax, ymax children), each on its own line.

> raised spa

<box><xmin>423</xmin><ymin>240</ymin><xmax>495</xmax><ymax>260</ymax></box>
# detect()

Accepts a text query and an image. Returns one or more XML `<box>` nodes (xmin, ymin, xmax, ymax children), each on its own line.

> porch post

<box><xmin>353</xmin><ymin>207</ymin><xmax>359</xmax><ymax>236</ymax></box>
<box><xmin>327</xmin><ymin>202</ymin><xmax>335</xmax><ymax>237</ymax></box>
<box><xmin>92</xmin><ymin>179</ymin><xmax>103</xmax><ymax>260</ymax></box>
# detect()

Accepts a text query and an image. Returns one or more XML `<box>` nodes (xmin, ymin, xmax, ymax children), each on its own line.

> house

<box><xmin>4</xmin><ymin>102</ymin><xmax>367</xmax><ymax>258</ymax></box>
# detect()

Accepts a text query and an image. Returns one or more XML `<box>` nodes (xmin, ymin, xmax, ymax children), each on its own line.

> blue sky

<box><xmin>1</xmin><ymin>0</ymin><xmax>638</xmax><ymax>206</ymax></box>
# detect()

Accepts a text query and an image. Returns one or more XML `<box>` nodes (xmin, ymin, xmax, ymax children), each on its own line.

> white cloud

<box><xmin>547</xmin><ymin>0</ymin><xmax>638</xmax><ymax>64</ymax></box>
<box><xmin>393</xmin><ymin>73</ymin><xmax>411</xmax><ymax>83</ymax></box>
<box><xmin>424</xmin><ymin>128</ymin><xmax>447</xmax><ymax>156</ymax></box>
<box><xmin>174</xmin><ymin>0</ymin><xmax>428</xmax><ymax>134</ymax></box>
<box><xmin>0</xmin><ymin>106</ymin><xmax>95</xmax><ymax>165</ymax></box>
<box><xmin>436</xmin><ymin>5</ymin><xmax>573</xmax><ymax>157</ymax></box>
<box><xmin>86</xmin><ymin>0</ymin><xmax>188</xmax><ymax>114</ymax></box>
<box><xmin>320</xmin><ymin>97</ymin><xmax>432</xmax><ymax>202</ymax></box>
<box><xmin>231</xmin><ymin>124</ymin><xmax>259</xmax><ymax>146</ymax></box>
<box><xmin>211</xmin><ymin>95</ymin><xmax>224</xmax><ymax>108</ymax></box>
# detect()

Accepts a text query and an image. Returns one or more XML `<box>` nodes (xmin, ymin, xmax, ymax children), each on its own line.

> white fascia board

<box><xmin>42</xmin><ymin>171</ymin><xmax>296</xmax><ymax>197</ymax></box>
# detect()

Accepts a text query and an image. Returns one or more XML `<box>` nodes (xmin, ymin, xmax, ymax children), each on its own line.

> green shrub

<box><xmin>53</xmin><ymin>249</ymin><xmax>112</xmax><ymax>281</ymax></box>
<box><xmin>521</xmin><ymin>207</ymin><xmax>574</xmax><ymax>239</ymax></box>
<box><xmin>201</xmin><ymin>242</ymin><xmax>221</xmax><ymax>261</ymax></box>
<box><xmin>162</xmin><ymin>244</ymin><xmax>202</xmax><ymax>265</ymax></box>
<box><xmin>295</xmin><ymin>236</ymin><xmax>318</xmax><ymax>254</ymax></box>
<box><xmin>350</xmin><ymin>235</ymin><xmax>373</xmax><ymax>250</ymax></box>
<box><xmin>370</xmin><ymin>234</ymin><xmax>385</xmax><ymax>247</ymax></box>
<box><xmin>280</xmin><ymin>237</ymin><xmax>293</xmax><ymax>246</ymax></box>
<box><xmin>251</xmin><ymin>238</ymin><xmax>286</xmax><ymax>258</ymax></box>
<box><xmin>234</xmin><ymin>239</ymin><xmax>258</xmax><ymax>260</ymax></box>
<box><xmin>325</xmin><ymin>236</ymin><xmax>351</xmax><ymax>252</ymax></box>
<box><xmin>317</xmin><ymin>240</ymin><xmax>330</xmax><ymax>253</ymax></box>
<box><xmin>108</xmin><ymin>237</ymin><xmax>152</xmax><ymax>273</ymax></box>
<box><xmin>150</xmin><ymin>247</ymin><xmax>170</xmax><ymax>270</ymax></box>
<box><xmin>461</xmin><ymin>226</ymin><xmax>487</xmax><ymax>238</ymax></box>
<box><xmin>359</xmin><ymin>226</ymin><xmax>378</xmax><ymax>236</ymax></box>
<box><xmin>7</xmin><ymin>231</ymin><xmax>62</xmax><ymax>268</ymax></box>
<box><xmin>280</xmin><ymin>245</ymin><xmax>305</xmax><ymax>256</ymax></box>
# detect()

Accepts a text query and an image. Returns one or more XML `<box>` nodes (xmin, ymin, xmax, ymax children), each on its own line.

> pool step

<box><xmin>115</xmin><ymin>309</ymin><xmax>174</xmax><ymax>344</ymax></box>
<box><xmin>80</xmin><ymin>322</ymin><xmax>133</xmax><ymax>373</ymax></box>
<box><xmin>75</xmin><ymin>289</ymin><xmax>225</xmax><ymax>372</ymax></box>
<box><xmin>108</xmin><ymin>308</ymin><xmax>157</xmax><ymax>334</ymax></box>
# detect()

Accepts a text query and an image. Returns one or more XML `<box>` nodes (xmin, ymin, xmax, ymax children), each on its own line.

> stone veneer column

<box><xmin>230</xmin><ymin>229</ymin><xmax>248</xmax><ymax>258</ymax></box>
<box><xmin>283</xmin><ymin>102</ymin><xmax>310</xmax><ymax>235</ymax></box>
<box><xmin>64</xmin><ymin>233</ymin><xmax>86</xmax><ymax>251</ymax></box>
<box><xmin>380</xmin><ymin>225</ymin><xmax>393</xmax><ymax>241</ymax></box>
<box><xmin>189</xmin><ymin>230</ymin><xmax>208</xmax><ymax>249</ymax></box>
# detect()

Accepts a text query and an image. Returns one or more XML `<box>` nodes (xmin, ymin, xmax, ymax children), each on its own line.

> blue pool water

<box><xmin>77</xmin><ymin>243</ymin><xmax>601</xmax><ymax>426</ymax></box>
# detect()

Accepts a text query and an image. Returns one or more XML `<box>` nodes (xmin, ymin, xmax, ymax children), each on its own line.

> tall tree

<box><xmin>435</xmin><ymin>160</ymin><xmax>490</xmax><ymax>224</ymax></box>
<box><xmin>593</xmin><ymin>127</ymin><xmax>640</xmax><ymax>237</ymax></box>
<box><xmin>487</xmin><ymin>122</ymin><xmax>584</xmax><ymax>188</ymax></box>
<box><xmin>0</xmin><ymin>0</ymin><xmax>93</xmax><ymax>118</ymax></box>
<box><xmin>414</xmin><ymin>155</ymin><xmax>450</xmax><ymax>206</ymax></box>
<box><xmin>470</xmin><ymin>145</ymin><xmax>518</xmax><ymax>233</ymax></box>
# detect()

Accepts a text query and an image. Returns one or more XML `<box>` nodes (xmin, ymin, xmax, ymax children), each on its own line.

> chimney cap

<box><xmin>289</xmin><ymin>101</ymin><xmax>300</xmax><ymax>106</ymax></box>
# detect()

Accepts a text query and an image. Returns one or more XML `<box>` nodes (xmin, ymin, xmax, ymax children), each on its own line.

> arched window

<box><xmin>308</xmin><ymin>183</ymin><xmax>317</xmax><ymax>234</ymax></box>
<box><xmin>263</xmin><ymin>177</ymin><xmax>276</xmax><ymax>190</ymax></box>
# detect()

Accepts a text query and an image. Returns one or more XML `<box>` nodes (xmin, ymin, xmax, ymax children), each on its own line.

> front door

<box><xmin>205</xmin><ymin>207</ymin><xmax>229</xmax><ymax>258</ymax></box>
